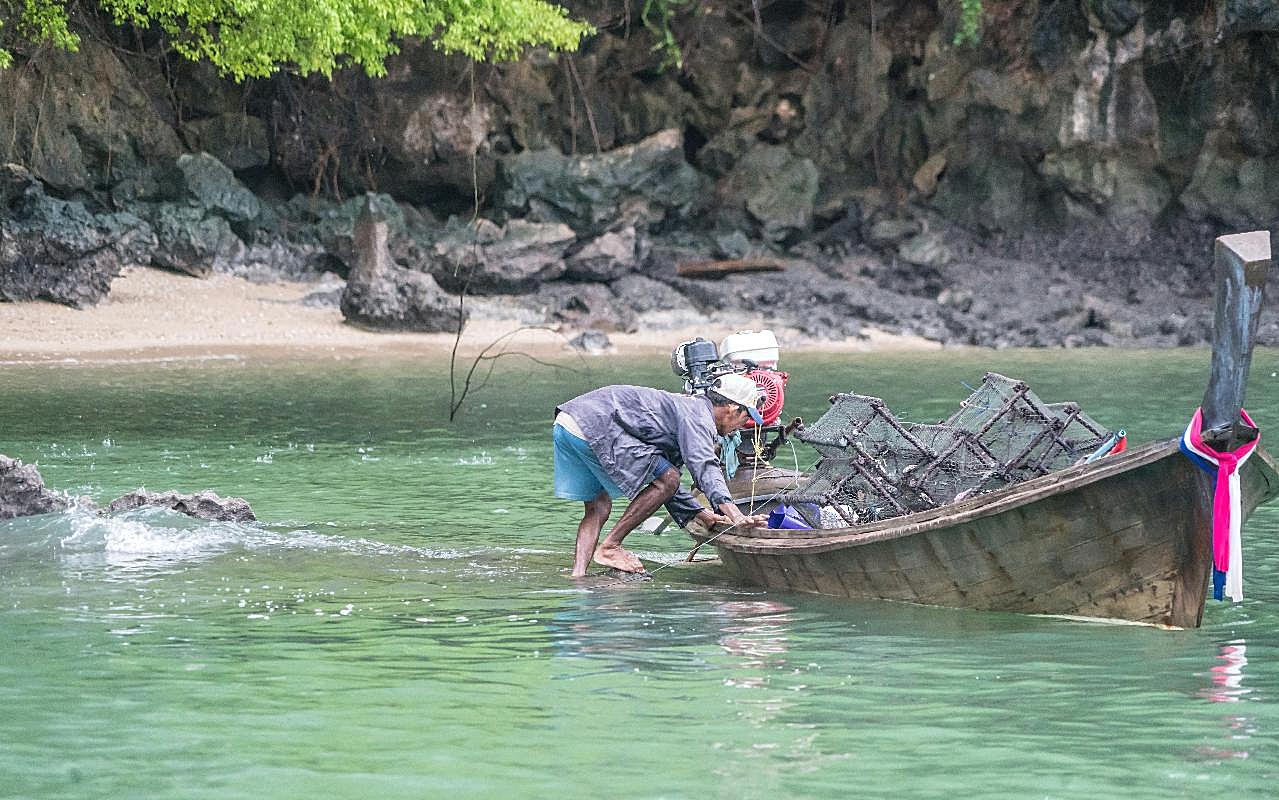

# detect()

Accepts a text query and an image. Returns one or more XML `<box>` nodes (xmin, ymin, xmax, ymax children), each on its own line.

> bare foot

<box><xmin>593</xmin><ymin>544</ymin><xmax>644</xmax><ymax>573</ymax></box>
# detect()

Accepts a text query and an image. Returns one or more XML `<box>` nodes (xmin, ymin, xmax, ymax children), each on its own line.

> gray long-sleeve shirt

<box><xmin>556</xmin><ymin>385</ymin><xmax>733</xmax><ymax>526</ymax></box>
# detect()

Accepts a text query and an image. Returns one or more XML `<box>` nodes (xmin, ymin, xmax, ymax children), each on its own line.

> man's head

<box><xmin>708</xmin><ymin>374</ymin><xmax>764</xmax><ymax>433</ymax></box>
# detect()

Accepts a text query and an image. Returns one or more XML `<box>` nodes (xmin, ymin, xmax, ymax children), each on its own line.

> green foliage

<box><xmin>0</xmin><ymin>0</ymin><xmax>592</xmax><ymax>78</ymax></box>
<box><xmin>0</xmin><ymin>0</ymin><xmax>82</xmax><ymax>62</ymax></box>
<box><xmin>641</xmin><ymin>0</ymin><xmax>688</xmax><ymax>72</ymax></box>
<box><xmin>953</xmin><ymin>0</ymin><xmax>983</xmax><ymax>46</ymax></box>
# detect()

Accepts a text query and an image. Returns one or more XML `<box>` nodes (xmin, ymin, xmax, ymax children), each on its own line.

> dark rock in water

<box><xmin>566</xmin><ymin>329</ymin><xmax>614</xmax><ymax>354</ymax></box>
<box><xmin>103</xmin><ymin>489</ymin><xmax>256</xmax><ymax>523</ymax></box>
<box><xmin>339</xmin><ymin>204</ymin><xmax>466</xmax><ymax>332</ymax></box>
<box><xmin>605</xmin><ymin>568</ymin><xmax>652</xmax><ymax>582</ymax></box>
<box><xmin>2</xmin><ymin>452</ymin><xmax>255</xmax><ymax>523</ymax></box>
<box><xmin>0</xmin><ymin>164</ymin><xmax>156</xmax><ymax>308</ymax></box>
<box><xmin>431</xmin><ymin>217</ymin><xmax>574</xmax><ymax>294</ymax></box>
<box><xmin>0</xmin><ymin>455</ymin><xmax>70</xmax><ymax>519</ymax></box>
<box><xmin>496</xmin><ymin>129</ymin><xmax>708</xmax><ymax>235</ymax></box>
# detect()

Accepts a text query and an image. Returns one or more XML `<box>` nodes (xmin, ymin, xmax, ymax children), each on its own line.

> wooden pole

<box><xmin>1201</xmin><ymin>231</ymin><xmax>1271</xmax><ymax>446</ymax></box>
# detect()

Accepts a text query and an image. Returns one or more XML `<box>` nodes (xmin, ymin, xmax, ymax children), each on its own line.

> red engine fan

<box><xmin>745</xmin><ymin>369</ymin><xmax>787</xmax><ymax>427</ymax></box>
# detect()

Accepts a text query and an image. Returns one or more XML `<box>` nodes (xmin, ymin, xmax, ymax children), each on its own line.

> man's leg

<box><xmin>594</xmin><ymin>468</ymin><xmax>680</xmax><ymax>573</ymax></box>
<box><xmin>572</xmin><ymin>491</ymin><xmax>612</xmax><ymax>577</ymax></box>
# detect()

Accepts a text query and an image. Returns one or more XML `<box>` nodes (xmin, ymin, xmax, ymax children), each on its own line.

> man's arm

<box><xmin>674</xmin><ymin>408</ymin><xmax>735</xmax><ymax>510</ymax></box>
<box><xmin>663</xmin><ymin>487</ymin><xmax>707</xmax><ymax>528</ymax></box>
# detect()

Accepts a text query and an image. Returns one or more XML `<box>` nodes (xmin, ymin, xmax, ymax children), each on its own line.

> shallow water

<box><xmin>1</xmin><ymin>348</ymin><xmax>1277</xmax><ymax>799</ymax></box>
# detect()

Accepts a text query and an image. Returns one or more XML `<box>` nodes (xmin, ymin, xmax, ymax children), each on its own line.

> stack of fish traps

<box><xmin>781</xmin><ymin>373</ymin><xmax>1113</xmax><ymax>527</ymax></box>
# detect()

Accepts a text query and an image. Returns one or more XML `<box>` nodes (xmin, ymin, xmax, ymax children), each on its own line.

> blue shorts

<box><xmin>552</xmin><ymin>424</ymin><xmax>674</xmax><ymax>502</ymax></box>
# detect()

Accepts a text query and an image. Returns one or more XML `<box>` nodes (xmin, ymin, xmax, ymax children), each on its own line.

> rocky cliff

<box><xmin>1</xmin><ymin>0</ymin><xmax>1277</xmax><ymax>347</ymax></box>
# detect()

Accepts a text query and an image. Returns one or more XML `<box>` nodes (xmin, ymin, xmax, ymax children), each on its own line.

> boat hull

<box><xmin>696</xmin><ymin>439</ymin><xmax>1279</xmax><ymax>628</ymax></box>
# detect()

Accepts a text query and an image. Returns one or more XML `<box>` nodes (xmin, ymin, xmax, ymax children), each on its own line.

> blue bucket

<box><xmin>767</xmin><ymin>503</ymin><xmax>814</xmax><ymax>530</ymax></box>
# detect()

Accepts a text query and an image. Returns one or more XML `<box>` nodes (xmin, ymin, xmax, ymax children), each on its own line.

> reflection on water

<box><xmin>1199</xmin><ymin>640</ymin><xmax>1251</xmax><ymax>703</ymax></box>
<box><xmin>1193</xmin><ymin>640</ymin><xmax>1256</xmax><ymax>764</ymax></box>
<box><xmin>718</xmin><ymin>600</ymin><xmax>793</xmax><ymax>686</ymax></box>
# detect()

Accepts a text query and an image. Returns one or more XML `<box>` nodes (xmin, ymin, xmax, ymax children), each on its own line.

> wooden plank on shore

<box><xmin>675</xmin><ymin>258</ymin><xmax>784</xmax><ymax>278</ymax></box>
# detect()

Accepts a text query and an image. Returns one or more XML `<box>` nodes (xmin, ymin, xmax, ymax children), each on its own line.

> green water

<box><xmin>1</xmin><ymin>349</ymin><xmax>1277</xmax><ymax>799</ymax></box>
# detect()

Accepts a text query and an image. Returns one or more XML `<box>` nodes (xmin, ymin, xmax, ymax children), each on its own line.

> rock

<box><xmin>564</xmin><ymin>228</ymin><xmax>639</xmax><ymax>281</ymax></box>
<box><xmin>0</xmin><ymin>455</ymin><xmax>69</xmax><ymax>519</ymax></box>
<box><xmin>371</xmin><ymin>89</ymin><xmax>497</xmax><ymax>198</ymax></box>
<box><xmin>937</xmin><ymin>287</ymin><xmax>974</xmax><ymax>313</ymax></box>
<box><xmin>867</xmin><ymin>218</ymin><xmax>922</xmax><ymax>247</ymax></box>
<box><xmin>103</xmin><ymin>489</ymin><xmax>256</xmax><ymax>523</ymax></box>
<box><xmin>496</xmin><ymin>129</ymin><xmax>709</xmax><ymax>235</ymax></box>
<box><xmin>1030</xmin><ymin>0</ymin><xmax>1091</xmax><ymax>71</ymax></box>
<box><xmin>796</xmin><ymin>20</ymin><xmax>892</xmax><ymax>174</ymax></box>
<box><xmin>932</xmin><ymin>155</ymin><xmax>1046</xmax><ymax>233</ymax></box>
<box><xmin>341</xmin><ymin>269</ymin><xmax>465</xmax><ymax>332</ymax></box>
<box><xmin>181</xmin><ymin>113</ymin><xmax>272</xmax><ymax>171</ymax></box>
<box><xmin>0</xmin><ymin>165</ymin><xmax>156</xmax><ymax>307</ymax></box>
<box><xmin>148</xmin><ymin>203</ymin><xmax>245</xmax><ymax>277</ymax></box>
<box><xmin>0</xmin><ymin>41</ymin><xmax>183</xmax><ymax>194</ymax></box>
<box><xmin>566</xmin><ymin>330</ymin><xmax>614</xmax><ymax>354</ymax></box>
<box><xmin>966</xmin><ymin>69</ymin><xmax>1035</xmax><ymax>116</ymax></box>
<box><xmin>301</xmin><ymin>285</ymin><xmax>344</xmax><ymax>308</ymax></box>
<box><xmin>280</xmin><ymin>193</ymin><xmax>410</xmax><ymax>275</ymax></box>
<box><xmin>609</xmin><ymin>273</ymin><xmax>699</xmax><ymax>316</ymax></box>
<box><xmin>898</xmin><ymin>232</ymin><xmax>954</xmax><ymax>268</ymax></box>
<box><xmin>234</xmin><ymin>240</ymin><xmax>332</xmax><ymax>283</ymax></box>
<box><xmin>912</xmin><ymin>152</ymin><xmax>948</xmax><ymax>197</ymax></box>
<box><xmin>1041</xmin><ymin>152</ymin><xmax>1173</xmax><ymax>230</ymax></box>
<box><xmin>339</xmin><ymin>206</ymin><xmax>467</xmax><ymax>332</ymax></box>
<box><xmin>1086</xmin><ymin>0</ymin><xmax>1142</xmax><ymax>36</ymax></box>
<box><xmin>1218</xmin><ymin>0</ymin><xmax>1279</xmax><ymax>36</ymax></box>
<box><xmin>1180</xmin><ymin>131</ymin><xmax>1279</xmax><ymax>228</ymax></box>
<box><xmin>713</xmin><ymin>230</ymin><xmax>755</xmax><ymax>260</ymax></box>
<box><xmin>431</xmin><ymin>218</ymin><xmax>575</xmax><ymax>294</ymax></box>
<box><xmin>723</xmin><ymin>144</ymin><xmax>819</xmax><ymax>243</ymax></box>
<box><xmin>169</xmin><ymin>153</ymin><xmax>262</xmax><ymax>227</ymax></box>
<box><xmin>533</xmin><ymin>282</ymin><xmax>638</xmax><ymax>333</ymax></box>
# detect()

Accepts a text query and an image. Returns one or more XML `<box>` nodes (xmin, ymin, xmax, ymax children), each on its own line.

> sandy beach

<box><xmin>0</xmin><ymin>267</ymin><xmax>940</xmax><ymax>364</ymax></box>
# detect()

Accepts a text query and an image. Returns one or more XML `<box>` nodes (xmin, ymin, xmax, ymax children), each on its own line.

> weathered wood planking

<box><xmin>1203</xmin><ymin>231</ymin><xmax>1270</xmax><ymax>436</ymax></box>
<box><xmin>697</xmin><ymin>440</ymin><xmax>1279</xmax><ymax>628</ymax></box>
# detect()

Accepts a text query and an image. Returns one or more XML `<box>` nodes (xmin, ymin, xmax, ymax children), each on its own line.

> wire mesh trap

<box><xmin>780</xmin><ymin>373</ymin><xmax>1113</xmax><ymax>527</ymax></box>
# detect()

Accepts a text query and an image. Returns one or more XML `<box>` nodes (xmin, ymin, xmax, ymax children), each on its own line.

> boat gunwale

<box><xmin>700</xmin><ymin>437</ymin><xmax>1278</xmax><ymax>555</ymax></box>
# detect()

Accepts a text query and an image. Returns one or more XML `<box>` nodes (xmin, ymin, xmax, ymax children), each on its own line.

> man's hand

<box><xmin>716</xmin><ymin>503</ymin><xmax>766</xmax><ymax>528</ymax></box>
<box><xmin>694</xmin><ymin>508</ymin><xmax>733</xmax><ymax>528</ymax></box>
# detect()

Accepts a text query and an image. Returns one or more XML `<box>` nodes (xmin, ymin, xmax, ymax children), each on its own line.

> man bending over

<box><xmin>553</xmin><ymin>375</ymin><xmax>765</xmax><ymax>576</ymax></box>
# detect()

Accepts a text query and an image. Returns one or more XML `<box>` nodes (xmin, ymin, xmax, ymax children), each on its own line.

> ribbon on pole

<box><xmin>1179</xmin><ymin>407</ymin><xmax>1258</xmax><ymax>602</ymax></box>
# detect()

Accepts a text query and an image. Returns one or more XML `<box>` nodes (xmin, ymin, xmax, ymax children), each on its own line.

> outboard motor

<box><xmin>670</xmin><ymin>330</ymin><xmax>797</xmax><ymax>468</ymax></box>
<box><xmin>670</xmin><ymin>338</ymin><xmax>725</xmax><ymax>394</ymax></box>
<box><xmin>719</xmin><ymin>330</ymin><xmax>788</xmax><ymax>428</ymax></box>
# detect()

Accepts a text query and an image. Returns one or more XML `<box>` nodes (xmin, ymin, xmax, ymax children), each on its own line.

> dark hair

<box><xmin>706</xmin><ymin>390</ymin><xmax>737</xmax><ymax>408</ymax></box>
<box><xmin>706</xmin><ymin>389</ymin><xmax>746</xmax><ymax>409</ymax></box>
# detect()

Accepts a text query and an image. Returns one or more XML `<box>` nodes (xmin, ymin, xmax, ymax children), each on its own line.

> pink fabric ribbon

<box><xmin>1181</xmin><ymin>407</ymin><xmax>1258</xmax><ymax>602</ymax></box>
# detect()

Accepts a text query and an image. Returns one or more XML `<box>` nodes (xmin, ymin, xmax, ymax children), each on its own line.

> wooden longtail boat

<box><xmin>693</xmin><ymin>232</ymin><xmax>1277</xmax><ymax>629</ymax></box>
